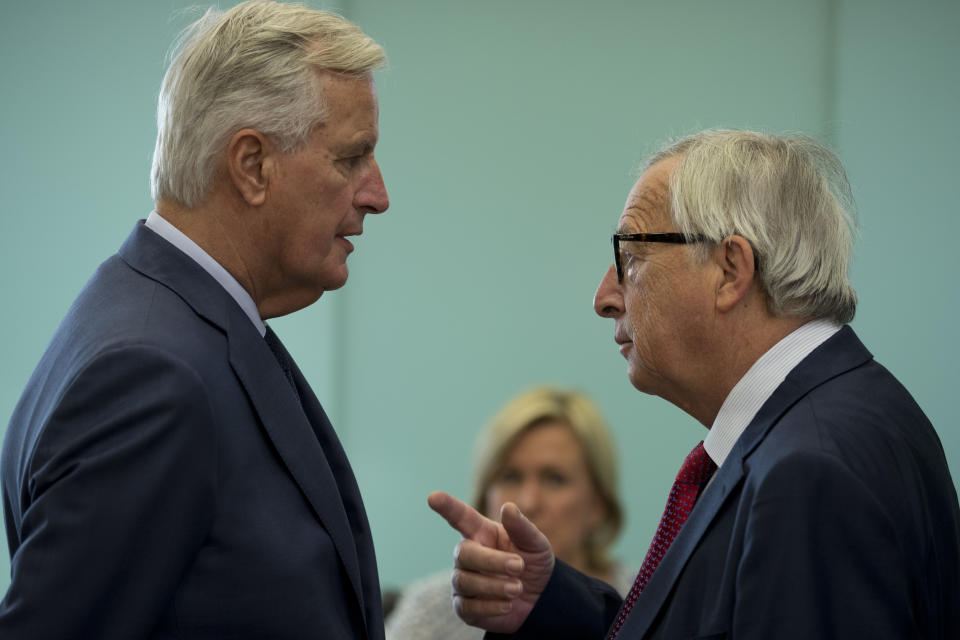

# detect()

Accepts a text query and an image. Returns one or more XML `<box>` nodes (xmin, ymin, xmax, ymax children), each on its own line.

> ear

<box><xmin>226</xmin><ymin>128</ymin><xmax>271</xmax><ymax>206</ymax></box>
<box><xmin>714</xmin><ymin>235</ymin><xmax>757</xmax><ymax>313</ymax></box>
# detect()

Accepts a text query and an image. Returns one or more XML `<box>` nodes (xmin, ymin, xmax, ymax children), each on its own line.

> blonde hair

<box><xmin>151</xmin><ymin>0</ymin><xmax>386</xmax><ymax>208</ymax></box>
<box><xmin>472</xmin><ymin>387</ymin><xmax>623</xmax><ymax>572</ymax></box>
<box><xmin>646</xmin><ymin>129</ymin><xmax>858</xmax><ymax>324</ymax></box>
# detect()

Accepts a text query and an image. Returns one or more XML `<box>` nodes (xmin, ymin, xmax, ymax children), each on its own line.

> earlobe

<box><xmin>715</xmin><ymin>235</ymin><xmax>756</xmax><ymax>313</ymax></box>
<box><xmin>227</xmin><ymin>129</ymin><xmax>269</xmax><ymax>206</ymax></box>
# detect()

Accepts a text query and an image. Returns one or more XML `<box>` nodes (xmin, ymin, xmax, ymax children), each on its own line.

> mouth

<box><xmin>337</xmin><ymin>229</ymin><xmax>362</xmax><ymax>252</ymax></box>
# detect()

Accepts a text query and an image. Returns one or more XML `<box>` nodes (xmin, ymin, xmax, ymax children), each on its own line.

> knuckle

<box><xmin>450</xmin><ymin>570</ymin><xmax>463</xmax><ymax>594</ymax></box>
<box><xmin>453</xmin><ymin>596</ymin><xmax>475</xmax><ymax>624</ymax></box>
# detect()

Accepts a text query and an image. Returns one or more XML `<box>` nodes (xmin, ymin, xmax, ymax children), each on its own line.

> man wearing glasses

<box><xmin>430</xmin><ymin>130</ymin><xmax>960</xmax><ymax>639</ymax></box>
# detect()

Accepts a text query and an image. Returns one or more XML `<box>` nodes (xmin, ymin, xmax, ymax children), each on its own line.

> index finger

<box><xmin>428</xmin><ymin>490</ymin><xmax>490</xmax><ymax>540</ymax></box>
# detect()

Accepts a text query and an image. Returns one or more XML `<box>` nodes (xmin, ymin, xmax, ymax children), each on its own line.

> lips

<box><xmin>337</xmin><ymin>228</ymin><xmax>362</xmax><ymax>252</ymax></box>
<box><xmin>615</xmin><ymin>331</ymin><xmax>632</xmax><ymax>357</ymax></box>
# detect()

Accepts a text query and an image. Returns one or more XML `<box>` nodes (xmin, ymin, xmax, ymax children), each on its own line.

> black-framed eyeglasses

<box><xmin>612</xmin><ymin>232</ymin><xmax>712</xmax><ymax>283</ymax></box>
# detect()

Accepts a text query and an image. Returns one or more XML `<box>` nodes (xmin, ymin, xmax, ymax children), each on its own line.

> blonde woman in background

<box><xmin>386</xmin><ymin>387</ymin><xmax>632</xmax><ymax>640</ymax></box>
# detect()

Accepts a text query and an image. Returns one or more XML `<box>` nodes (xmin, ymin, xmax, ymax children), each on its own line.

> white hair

<box><xmin>646</xmin><ymin>130</ymin><xmax>858</xmax><ymax>324</ymax></box>
<box><xmin>151</xmin><ymin>0</ymin><xmax>386</xmax><ymax>208</ymax></box>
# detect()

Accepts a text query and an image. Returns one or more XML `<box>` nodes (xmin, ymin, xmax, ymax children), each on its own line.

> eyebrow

<box><xmin>343</xmin><ymin>133</ymin><xmax>378</xmax><ymax>154</ymax></box>
<box><xmin>616</xmin><ymin>217</ymin><xmax>647</xmax><ymax>235</ymax></box>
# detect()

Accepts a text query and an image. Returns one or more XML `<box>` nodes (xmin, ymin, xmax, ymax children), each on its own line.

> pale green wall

<box><xmin>1</xmin><ymin>0</ymin><xmax>957</xmax><ymax>599</ymax></box>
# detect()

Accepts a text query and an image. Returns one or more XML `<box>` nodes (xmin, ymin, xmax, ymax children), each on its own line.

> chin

<box><xmin>627</xmin><ymin>364</ymin><xmax>657</xmax><ymax>396</ymax></box>
<box><xmin>322</xmin><ymin>278</ymin><xmax>348</xmax><ymax>292</ymax></box>
<box><xmin>317</xmin><ymin>265</ymin><xmax>350</xmax><ymax>291</ymax></box>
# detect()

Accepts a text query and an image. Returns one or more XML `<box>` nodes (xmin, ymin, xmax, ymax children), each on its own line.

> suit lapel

<box><xmin>618</xmin><ymin>453</ymin><xmax>745</xmax><ymax>638</ymax></box>
<box><xmin>227</xmin><ymin>320</ymin><xmax>366</xmax><ymax>611</ymax></box>
<box><xmin>118</xmin><ymin>222</ymin><xmax>368</xmax><ymax>624</ymax></box>
<box><xmin>620</xmin><ymin>326</ymin><xmax>873</xmax><ymax>638</ymax></box>
<box><xmin>285</xmin><ymin>349</ymin><xmax>384</xmax><ymax>634</ymax></box>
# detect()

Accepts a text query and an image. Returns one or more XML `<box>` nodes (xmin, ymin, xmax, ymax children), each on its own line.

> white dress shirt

<box><xmin>703</xmin><ymin>319</ymin><xmax>843</xmax><ymax>469</ymax></box>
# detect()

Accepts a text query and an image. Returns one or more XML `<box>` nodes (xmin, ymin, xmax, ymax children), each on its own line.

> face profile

<box><xmin>594</xmin><ymin>156</ymin><xmax>717</xmax><ymax>411</ymax></box>
<box><xmin>260</xmin><ymin>72</ymin><xmax>389</xmax><ymax>303</ymax></box>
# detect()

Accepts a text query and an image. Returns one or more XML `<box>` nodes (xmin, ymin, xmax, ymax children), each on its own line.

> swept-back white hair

<box><xmin>647</xmin><ymin>130</ymin><xmax>858</xmax><ymax>324</ymax></box>
<box><xmin>151</xmin><ymin>0</ymin><xmax>386</xmax><ymax>208</ymax></box>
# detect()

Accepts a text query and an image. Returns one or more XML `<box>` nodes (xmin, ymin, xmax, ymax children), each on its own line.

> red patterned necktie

<box><xmin>607</xmin><ymin>441</ymin><xmax>717</xmax><ymax>639</ymax></box>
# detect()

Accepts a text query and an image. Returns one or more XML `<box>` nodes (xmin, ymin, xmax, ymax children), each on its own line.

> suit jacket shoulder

<box><xmin>503</xmin><ymin>327</ymin><xmax>960</xmax><ymax>640</ymax></box>
<box><xmin>1</xmin><ymin>222</ymin><xmax>384</xmax><ymax>639</ymax></box>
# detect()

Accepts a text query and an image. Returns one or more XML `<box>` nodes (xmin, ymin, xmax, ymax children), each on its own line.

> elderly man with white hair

<box><xmin>431</xmin><ymin>130</ymin><xmax>960</xmax><ymax>639</ymax></box>
<box><xmin>1</xmin><ymin>2</ymin><xmax>389</xmax><ymax>637</ymax></box>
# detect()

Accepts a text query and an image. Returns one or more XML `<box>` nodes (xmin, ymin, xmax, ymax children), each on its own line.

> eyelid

<box><xmin>541</xmin><ymin>468</ymin><xmax>569</xmax><ymax>481</ymax></box>
<box><xmin>621</xmin><ymin>242</ymin><xmax>643</xmax><ymax>259</ymax></box>
<box><xmin>338</xmin><ymin>153</ymin><xmax>367</xmax><ymax>170</ymax></box>
<box><xmin>498</xmin><ymin>468</ymin><xmax>522</xmax><ymax>482</ymax></box>
<box><xmin>348</xmin><ymin>142</ymin><xmax>375</xmax><ymax>157</ymax></box>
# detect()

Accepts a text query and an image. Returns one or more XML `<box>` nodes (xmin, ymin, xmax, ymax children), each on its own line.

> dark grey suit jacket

<box><xmin>1</xmin><ymin>222</ymin><xmax>384</xmax><ymax>638</ymax></box>
<box><xmin>498</xmin><ymin>327</ymin><xmax>960</xmax><ymax>639</ymax></box>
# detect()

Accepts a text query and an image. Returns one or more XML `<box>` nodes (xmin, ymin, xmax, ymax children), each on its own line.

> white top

<box><xmin>145</xmin><ymin>210</ymin><xmax>266</xmax><ymax>337</ymax></box>
<box><xmin>702</xmin><ymin>318</ymin><xmax>842</xmax><ymax>468</ymax></box>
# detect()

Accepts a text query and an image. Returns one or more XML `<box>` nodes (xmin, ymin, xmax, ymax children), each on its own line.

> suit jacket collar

<box><xmin>118</xmin><ymin>221</ymin><xmax>235</xmax><ymax>333</ymax></box>
<box><xmin>619</xmin><ymin>325</ymin><xmax>873</xmax><ymax>638</ymax></box>
<box><xmin>117</xmin><ymin>222</ymin><xmax>376</xmax><ymax>635</ymax></box>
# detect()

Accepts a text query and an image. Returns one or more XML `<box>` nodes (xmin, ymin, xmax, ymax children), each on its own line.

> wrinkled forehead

<box><xmin>618</xmin><ymin>157</ymin><xmax>679</xmax><ymax>233</ymax></box>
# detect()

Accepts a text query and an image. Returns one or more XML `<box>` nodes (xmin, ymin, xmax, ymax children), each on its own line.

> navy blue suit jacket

<box><xmin>498</xmin><ymin>327</ymin><xmax>960</xmax><ymax>639</ymax></box>
<box><xmin>0</xmin><ymin>222</ymin><xmax>384</xmax><ymax>638</ymax></box>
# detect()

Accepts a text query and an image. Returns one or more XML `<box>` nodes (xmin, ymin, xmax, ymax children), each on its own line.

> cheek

<box><xmin>284</xmin><ymin>227</ymin><xmax>331</xmax><ymax>269</ymax></box>
<box><xmin>297</xmin><ymin>208</ymin><xmax>342</xmax><ymax>256</ymax></box>
<box><xmin>544</xmin><ymin>492</ymin><xmax>596</xmax><ymax>547</ymax></box>
<box><xmin>625</xmin><ymin>301</ymin><xmax>657</xmax><ymax>355</ymax></box>
<box><xmin>315</xmin><ymin>171</ymin><xmax>355</xmax><ymax>207</ymax></box>
<box><xmin>626</xmin><ymin>274</ymin><xmax>675</xmax><ymax>343</ymax></box>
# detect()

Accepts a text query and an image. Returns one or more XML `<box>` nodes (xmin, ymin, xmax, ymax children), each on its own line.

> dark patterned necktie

<box><xmin>607</xmin><ymin>441</ymin><xmax>717</xmax><ymax>639</ymax></box>
<box><xmin>264</xmin><ymin>326</ymin><xmax>300</xmax><ymax>403</ymax></box>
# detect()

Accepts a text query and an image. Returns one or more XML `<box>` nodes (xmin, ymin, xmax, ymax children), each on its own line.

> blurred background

<box><xmin>1</xmin><ymin>0</ymin><xmax>958</xmax><ymax>595</ymax></box>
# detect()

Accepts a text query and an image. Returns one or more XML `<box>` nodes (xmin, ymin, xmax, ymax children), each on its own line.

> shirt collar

<box><xmin>144</xmin><ymin>210</ymin><xmax>266</xmax><ymax>337</ymax></box>
<box><xmin>703</xmin><ymin>319</ymin><xmax>842</xmax><ymax>468</ymax></box>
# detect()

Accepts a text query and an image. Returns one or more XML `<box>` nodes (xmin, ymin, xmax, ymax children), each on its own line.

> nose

<box><xmin>356</xmin><ymin>158</ymin><xmax>389</xmax><ymax>214</ymax></box>
<box><xmin>515</xmin><ymin>480</ymin><xmax>541</xmax><ymax>516</ymax></box>
<box><xmin>593</xmin><ymin>263</ymin><xmax>625</xmax><ymax>318</ymax></box>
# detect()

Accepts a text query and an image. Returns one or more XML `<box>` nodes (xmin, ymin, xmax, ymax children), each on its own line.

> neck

<box><xmin>156</xmin><ymin>197</ymin><xmax>262</xmax><ymax>309</ymax></box>
<box><xmin>682</xmin><ymin>311</ymin><xmax>810</xmax><ymax>428</ymax></box>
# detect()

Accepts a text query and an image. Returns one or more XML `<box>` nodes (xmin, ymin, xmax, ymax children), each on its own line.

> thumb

<box><xmin>500</xmin><ymin>502</ymin><xmax>551</xmax><ymax>554</ymax></box>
